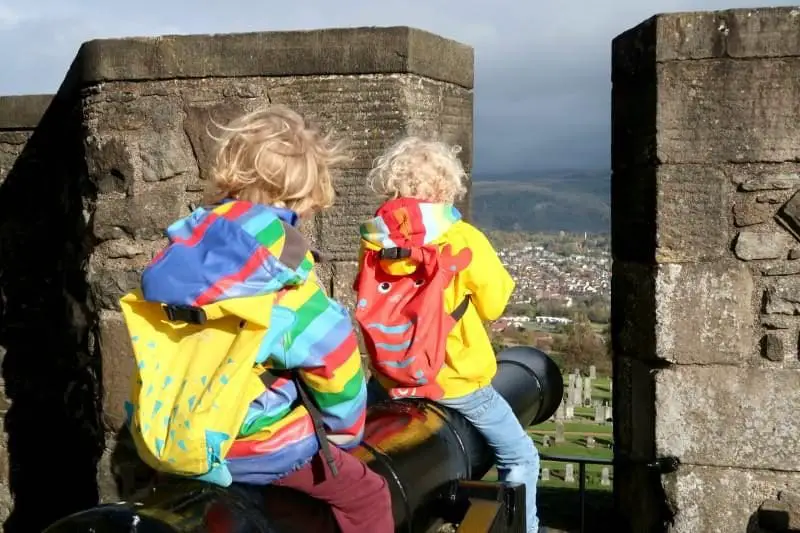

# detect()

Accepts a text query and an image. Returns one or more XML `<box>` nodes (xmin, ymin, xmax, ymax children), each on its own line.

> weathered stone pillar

<box><xmin>0</xmin><ymin>77</ymin><xmax>102</xmax><ymax>533</ymax></box>
<box><xmin>0</xmin><ymin>94</ymin><xmax>53</xmax><ymax>524</ymax></box>
<box><xmin>77</xmin><ymin>27</ymin><xmax>473</xmax><ymax>500</ymax></box>
<box><xmin>612</xmin><ymin>7</ymin><xmax>800</xmax><ymax>533</ymax></box>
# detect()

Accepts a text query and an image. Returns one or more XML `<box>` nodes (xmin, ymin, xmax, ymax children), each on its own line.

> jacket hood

<box><xmin>359</xmin><ymin>197</ymin><xmax>462</xmax><ymax>250</ymax></box>
<box><xmin>140</xmin><ymin>200</ymin><xmax>314</xmax><ymax>308</ymax></box>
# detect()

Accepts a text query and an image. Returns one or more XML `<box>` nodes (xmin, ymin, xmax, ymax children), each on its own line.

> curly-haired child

<box><xmin>355</xmin><ymin>136</ymin><xmax>541</xmax><ymax>532</ymax></box>
<box><xmin>125</xmin><ymin>105</ymin><xmax>394</xmax><ymax>533</ymax></box>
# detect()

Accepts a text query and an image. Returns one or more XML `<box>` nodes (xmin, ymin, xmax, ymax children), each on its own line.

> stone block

<box><xmin>653</xmin><ymin>8</ymin><xmax>800</xmax><ymax>62</ymax></box>
<box><xmin>89</xmin><ymin>268</ymin><xmax>141</xmax><ymax>312</ymax></box>
<box><xmin>733</xmin><ymin>199</ymin><xmax>775</xmax><ymax>227</ymax></box>
<box><xmin>761</xmin><ymin>263</ymin><xmax>800</xmax><ymax>277</ymax></box>
<box><xmin>760</xmin><ymin>332</ymin><xmax>786</xmax><ymax>362</ymax></box>
<box><xmin>317</xmin><ymin>170</ymin><xmax>383</xmax><ymax>261</ymax></box>
<box><xmin>98</xmin><ymin>310</ymin><xmax>135</xmax><ymax>431</ymax></box>
<box><xmin>733</xmin><ymin>231</ymin><xmax>793</xmax><ymax>260</ymax></box>
<box><xmin>664</xmin><ymin>465</ymin><xmax>800</xmax><ymax>533</ymax></box>
<box><xmin>733</xmin><ymin>190</ymin><xmax>789</xmax><ymax>227</ymax></box>
<box><xmin>183</xmin><ymin>100</ymin><xmax>249</xmax><ymax>180</ymax></box>
<box><xmin>612</xmin><ymin>166</ymin><xmax>730</xmax><ymax>263</ymax></box>
<box><xmin>656</xmin><ymin>166</ymin><xmax>730</xmax><ymax>262</ymax></box>
<box><xmin>92</xmin><ymin>182</ymin><xmax>187</xmax><ymax>241</ymax></box>
<box><xmin>654</xmin><ymin>262</ymin><xmax>755</xmax><ymax>364</ymax></box>
<box><xmin>84</xmin><ymin>136</ymin><xmax>135</xmax><ymax>194</ymax></box>
<box><xmin>655</xmin><ymin>366</ymin><xmax>800</xmax><ymax>470</ymax></box>
<box><xmin>739</xmin><ymin>172</ymin><xmax>800</xmax><ymax>192</ymax></box>
<box><xmin>614</xmin><ymin>8</ymin><xmax>800</xmax><ymax>72</ymax></box>
<box><xmin>615</xmin><ymin>14</ymin><xmax>800</xmax><ymax>165</ymax></box>
<box><xmin>656</xmin><ymin>59</ymin><xmax>800</xmax><ymax>164</ymax></box>
<box><xmin>79</xmin><ymin>27</ymin><xmax>473</xmax><ymax>89</ymax></box>
<box><xmin>84</xmin><ymin>95</ymin><xmax>184</xmax><ymax>134</ymax></box>
<box><xmin>138</xmin><ymin>130</ymin><xmax>197</xmax><ymax>182</ymax></box>
<box><xmin>0</xmin><ymin>94</ymin><xmax>52</xmax><ymax>130</ymax></box>
<box><xmin>776</xmin><ymin>190</ymin><xmax>800</xmax><ymax>243</ymax></box>
<box><xmin>763</xmin><ymin>276</ymin><xmax>800</xmax><ymax>315</ymax></box>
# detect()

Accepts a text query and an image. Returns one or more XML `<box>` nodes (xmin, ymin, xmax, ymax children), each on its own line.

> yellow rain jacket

<box><xmin>357</xmin><ymin>198</ymin><xmax>515</xmax><ymax>399</ymax></box>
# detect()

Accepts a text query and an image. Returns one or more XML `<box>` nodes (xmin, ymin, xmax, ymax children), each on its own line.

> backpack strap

<box><xmin>379</xmin><ymin>247</ymin><xmax>412</xmax><ymax>260</ymax></box>
<box><xmin>450</xmin><ymin>295</ymin><xmax>471</xmax><ymax>322</ymax></box>
<box><xmin>259</xmin><ymin>371</ymin><xmax>339</xmax><ymax>478</ymax></box>
<box><xmin>376</xmin><ymin>247</ymin><xmax>472</xmax><ymax>322</ymax></box>
<box><xmin>162</xmin><ymin>304</ymin><xmax>207</xmax><ymax>325</ymax></box>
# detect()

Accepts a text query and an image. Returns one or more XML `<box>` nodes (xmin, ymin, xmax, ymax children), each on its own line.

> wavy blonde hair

<box><xmin>367</xmin><ymin>137</ymin><xmax>468</xmax><ymax>203</ymax></box>
<box><xmin>208</xmin><ymin>105</ymin><xmax>349</xmax><ymax>217</ymax></box>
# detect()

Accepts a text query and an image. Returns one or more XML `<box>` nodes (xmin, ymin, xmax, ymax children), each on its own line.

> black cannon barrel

<box><xmin>44</xmin><ymin>347</ymin><xmax>562</xmax><ymax>533</ymax></box>
<box><xmin>351</xmin><ymin>345</ymin><xmax>563</xmax><ymax>531</ymax></box>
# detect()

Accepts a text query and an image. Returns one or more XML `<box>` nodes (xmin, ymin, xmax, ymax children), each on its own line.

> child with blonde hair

<box><xmin>124</xmin><ymin>105</ymin><xmax>393</xmax><ymax>533</ymax></box>
<box><xmin>353</xmin><ymin>136</ymin><xmax>541</xmax><ymax>532</ymax></box>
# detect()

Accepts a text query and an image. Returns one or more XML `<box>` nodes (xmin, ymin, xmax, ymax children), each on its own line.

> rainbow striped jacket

<box><xmin>133</xmin><ymin>199</ymin><xmax>366</xmax><ymax>485</ymax></box>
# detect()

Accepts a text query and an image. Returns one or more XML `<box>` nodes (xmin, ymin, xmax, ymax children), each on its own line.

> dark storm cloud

<box><xmin>0</xmin><ymin>0</ymin><xmax>794</xmax><ymax>174</ymax></box>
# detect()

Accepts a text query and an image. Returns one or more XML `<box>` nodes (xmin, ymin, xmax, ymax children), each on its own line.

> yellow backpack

<box><xmin>119</xmin><ymin>290</ymin><xmax>279</xmax><ymax>486</ymax></box>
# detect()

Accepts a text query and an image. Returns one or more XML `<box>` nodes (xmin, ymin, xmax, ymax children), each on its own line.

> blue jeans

<box><xmin>439</xmin><ymin>386</ymin><xmax>540</xmax><ymax>532</ymax></box>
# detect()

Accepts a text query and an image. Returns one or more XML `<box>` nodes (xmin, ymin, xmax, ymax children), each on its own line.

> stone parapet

<box><xmin>613</xmin><ymin>7</ymin><xmax>800</xmax><ymax>532</ymax></box>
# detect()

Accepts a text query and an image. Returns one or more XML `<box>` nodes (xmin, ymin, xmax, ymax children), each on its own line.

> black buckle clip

<box><xmin>163</xmin><ymin>304</ymin><xmax>207</xmax><ymax>325</ymax></box>
<box><xmin>379</xmin><ymin>247</ymin><xmax>411</xmax><ymax>260</ymax></box>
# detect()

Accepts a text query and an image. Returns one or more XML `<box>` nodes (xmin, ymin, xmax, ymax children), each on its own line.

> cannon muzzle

<box><xmin>44</xmin><ymin>347</ymin><xmax>563</xmax><ymax>533</ymax></box>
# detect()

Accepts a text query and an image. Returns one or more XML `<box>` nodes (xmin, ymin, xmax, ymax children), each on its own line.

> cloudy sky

<box><xmin>0</xmin><ymin>0</ymin><xmax>791</xmax><ymax>174</ymax></box>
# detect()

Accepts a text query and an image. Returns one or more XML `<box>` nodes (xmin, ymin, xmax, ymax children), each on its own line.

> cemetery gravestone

<box><xmin>555</xmin><ymin>420</ymin><xmax>566</xmax><ymax>443</ymax></box>
<box><xmin>573</xmin><ymin>383</ymin><xmax>583</xmax><ymax>406</ymax></box>
<box><xmin>594</xmin><ymin>406</ymin><xmax>604</xmax><ymax>423</ymax></box>
<box><xmin>565</xmin><ymin>463</ymin><xmax>575</xmax><ymax>483</ymax></box>
<box><xmin>541</xmin><ymin>467</ymin><xmax>550</xmax><ymax>482</ymax></box>
<box><xmin>589</xmin><ymin>365</ymin><xmax>596</xmax><ymax>379</ymax></box>
<box><xmin>601</xmin><ymin>467</ymin><xmax>611</xmax><ymax>486</ymax></box>
<box><xmin>586</xmin><ymin>436</ymin><xmax>596</xmax><ymax>449</ymax></box>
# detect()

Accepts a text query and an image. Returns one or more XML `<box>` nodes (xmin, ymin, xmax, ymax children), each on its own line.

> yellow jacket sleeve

<box><xmin>460</xmin><ymin>224</ymin><xmax>515</xmax><ymax>321</ymax></box>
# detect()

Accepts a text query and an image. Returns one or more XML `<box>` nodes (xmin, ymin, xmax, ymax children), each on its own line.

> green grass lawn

<box><xmin>482</xmin><ymin>421</ymin><xmax>614</xmax><ymax>492</ymax></box>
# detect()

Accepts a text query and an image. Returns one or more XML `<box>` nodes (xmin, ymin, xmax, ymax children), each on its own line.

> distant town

<box><xmin>487</xmin><ymin>231</ymin><xmax>609</xmax><ymax>315</ymax></box>
<box><xmin>484</xmin><ymin>230</ymin><xmax>611</xmax><ymax>374</ymax></box>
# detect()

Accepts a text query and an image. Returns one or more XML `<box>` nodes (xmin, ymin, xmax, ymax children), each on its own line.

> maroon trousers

<box><xmin>262</xmin><ymin>447</ymin><xmax>394</xmax><ymax>533</ymax></box>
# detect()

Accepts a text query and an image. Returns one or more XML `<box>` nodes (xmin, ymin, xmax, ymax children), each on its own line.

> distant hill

<box><xmin>470</xmin><ymin>170</ymin><xmax>610</xmax><ymax>233</ymax></box>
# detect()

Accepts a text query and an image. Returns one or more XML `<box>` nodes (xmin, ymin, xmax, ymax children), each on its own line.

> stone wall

<box><xmin>0</xmin><ymin>95</ymin><xmax>51</xmax><ymax>181</ymax></box>
<box><xmin>612</xmin><ymin>7</ymin><xmax>800</xmax><ymax>533</ymax></box>
<box><xmin>0</xmin><ymin>26</ymin><xmax>473</xmax><ymax>530</ymax></box>
<box><xmin>0</xmin><ymin>72</ymin><xmax>103</xmax><ymax>533</ymax></box>
<box><xmin>0</xmin><ymin>94</ymin><xmax>55</xmax><ymax>527</ymax></box>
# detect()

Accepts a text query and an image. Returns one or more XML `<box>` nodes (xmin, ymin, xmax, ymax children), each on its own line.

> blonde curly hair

<box><xmin>367</xmin><ymin>137</ymin><xmax>468</xmax><ymax>203</ymax></box>
<box><xmin>208</xmin><ymin>105</ymin><xmax>349</xmax><ymax>217</ymax></box>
